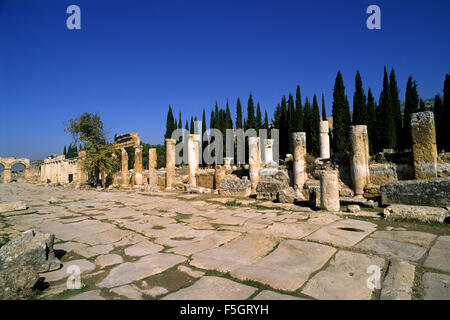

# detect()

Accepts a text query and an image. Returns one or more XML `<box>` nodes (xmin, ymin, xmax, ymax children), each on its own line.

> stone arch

<box><xmin>0</xmin><ymin>157</ymin><xmax>31</xmax><ymax>183</ymax></box>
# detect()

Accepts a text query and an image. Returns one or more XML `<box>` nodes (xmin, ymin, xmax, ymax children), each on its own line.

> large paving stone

<box><xmin>231</xmin><ymin>240</ymin><xmax>336</xmax><ymax>291</ymax></box>
<box><xmin>422</xmin><ymin>272</ymin><xmax>450</xmax><ymax>300</ymax></box>
<box><xmin>111</xmin><ymin>284</ymin><xmax>144</xmax><ymax>300</ymax></box>
<box><xmin>124</xmin><ymin>240</ymin><xmax>164</xmax><ymax>257</ymax></box>
<box><xmin>189</xmin><ymin>234</ymin><xmax>279</xmax><ymax>272</ymax></box>
<box><xmin>305</xmin><ymin>219</ymin><xmax>377</xmax><ymax>247</ymax></box>
<box><xmin>355</xmin><ymin>238</ymin><xmax>427</xmax><ymax>262</ymax></box>
<box><xmin>260</xmin><ymin>222</ymin><xmax>321</xmax><ymax>240</ymax></box>
<box><xmin>72</xmin><ymin>229</ymin><xmax>131</xmax><ymax>246</ymax></box>
<box><xmin>302</xmin><ymin>250</ymin><xmax>385</xmax><ymax>300</ymax></box>
<box><xmin>370</xmin><ymin>231</ymin><xmax>436</xmax><ymax>247</ymax></box>
<box><xmin>41</xmin><ymin>259</ymin><xmax>96</xmax><ymax>282</ymax></box>
<box><xmin>252</xmin><ymin>290</ymin><xmax>305</xmax><ymax>300</ymax></box>
<box><xmin>68</xmin><ymin>289</ymin><xmax>105</xmax><ymax>300</ymax></box>
<box><xmin>162</xmin><ymin>276</ymin><xmax>256</xmax><ymax>300</ymax></box>
<box><xmin>424</xmin><ymin>236</ymin><xmax>450</xmax><ymax>273</ymax></box>
<box><xmin>168</xmin><ymin>231</ymin><xmax>241</xmax><ymax>256</ymax></box>
<box><xmin>97</xmin><ymin>253</ymin><xmax>186</xmax><ymax>288</ymax></box>
<box><xmin>380</xmin><ymin>260</ymin><xmax>415</xmax><ymax>300</ymax></box>
<box><xmin>94</xmin><ymin>254</ymin><xmax>123</xmax><ymax>269</ymax></box>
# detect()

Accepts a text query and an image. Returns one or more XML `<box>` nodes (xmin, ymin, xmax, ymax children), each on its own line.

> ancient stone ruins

<box><xmin>0</xmin><ymin>111</ymin><xmax>449</xmax><ymax>300</ymax></box>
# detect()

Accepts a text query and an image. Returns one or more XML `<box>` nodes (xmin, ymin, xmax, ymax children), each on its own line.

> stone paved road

<box><xmin>1</xmin><ymin>183</ymin><xmax>449</xmax><ymax>300</ymax></box>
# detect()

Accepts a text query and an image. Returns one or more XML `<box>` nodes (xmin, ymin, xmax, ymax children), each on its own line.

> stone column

<box><xmin>293</xmin><ymin>132</ymin><xmax>307</xmax><ymax>191</ymax></box>
<box><xmin>214</xmin><ymin>165</ymin><xmax>225</xmax><ymax>189</ymax></box>
<box><xmin>411</xmin><ymin>111</ymin><xmax>438</xmax><ymax>179</ymax></box>
<box><xmin>350</xmin><ymin>125</ymin><xmax>370</xmax><ymax>195</ymax></box>
<box><xmin>188</xmin><ymin>134</ymin><xmax>200</xmax><ymax>186</ymax></box>
<box><xmin>248</xmin><ymin>136</ymin><xmax>261</xmax><ymax>194</ymax></box>
<box><xmin>111</xmin><ymin>153</ymin><xmax>119</xmax><ymax>185</ymax></box>
<box><xmin>148</xmin><ymin>148</ymin><xmax>157</xmax><ymax>186</ymax></box>
<box><xmin>320</xmin><ymin>121</ymin><xmax>330</xmax><ymax>159</ymax></box>
<box><xmin>134</xmin><ymin>146</ymin><xmax>143</xmax><ymax>185</ymax></box>
<box><xmin>121</xmin><ymin>148</ymin><xmax>129</xmax><ymax>187</ymax></box>
<box><xmin>77</xmin><ymin>151</ymin><xmax>88</xmax><ymax>185</ymax></box>
<box><xmin>320</xmin><ymin>170</ymin><xmax>340</xmax><ymax>212</ymax></box>
<box><xmin>3</xmin><ymin>167</ymin><xmax>11</xmax><ymax>183</ymax></box>
<box><xmin>223</xmin><ymin>157</ymin><xmax>233</xmax><ymax>171</ymax></box>
<box><xmin>263</xmin><ymin>139</ymin><xmax>274</xmax><ymax>165</ymax></box>
<box><xmin>165</xmin><ymin>138</ymin><xmax>176</xmax><ymax>188</ymax></box>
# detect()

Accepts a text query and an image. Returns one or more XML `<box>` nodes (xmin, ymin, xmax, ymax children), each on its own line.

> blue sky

<box><xmin>1</xmin><ymin>0</ymin><xmax>449</xmax><ymax>161</ymax></box>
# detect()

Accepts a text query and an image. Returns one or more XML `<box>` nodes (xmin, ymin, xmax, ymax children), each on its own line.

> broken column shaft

<box><xmin>411</xmin><ymin>111</ymin><xmax>438</xmax><ymax>179</ymax></box>
<box><xmin>165</xmin><ymin>138</ymin><xmax>176</xmax><ymax>188</ymax></box>
<box><xmin>134</xmin><ymin>146</ymin><xmax>143</xmax><ymax>185</ymax></box>
<box><xmin>121</xmin><ymin>148</ymin><xmax>129</xmax><ymax>187</ymax></box>
<box><xmin>248</xmin><ymin>136</ymin><xmax>261</xmax><ymax>194</ymax></box>
<box><xmin>293</xmin><ymin>132</ymin><xmax>307</xmax><ymax>191</ymax></box>
<box><xmin>148</xmin><ymin>148</ymin><xmax>157</xmax><ymax>186</ymax></box>
<box><xmin>263</xmin><ymin>139</ymin><xmax>274</xmax><ymax>165</ymax></box>
<box><xmin>320</xmin><ymin>170</ymin><xmax>340</xmax><ymax>212</ymax></box>
<box><xmin>350</xmin><ymin>125</ymin><xmax>370</xmax><ymax>195</ymax></box>
<box><xmin>188</xmin><ymin>134</ymin><xmax>200</xmax><ymax>186</ymax></box>
<box><xmin>320</xmin><ymin>121</ymin><xmax>330</xmax><ymax>159</ymax></box>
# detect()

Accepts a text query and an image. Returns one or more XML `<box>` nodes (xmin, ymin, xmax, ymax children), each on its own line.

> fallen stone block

<box><xmin>0</xmin><ymin>229</ymin><xmax>61</xmax><ymax>299</ymax></box>
<box><xmin>277</xmin><ymin>187</ymin><xmax>297</xmax><ymax>204</ymax></box>
<box><xmin>384</xmin><ymin>204</ymin><xmax>450</xmax><ymax>224</ymax></box>
<box><xmin>381</xmin><ymin>176</ymin><xmax>450</xmax><ymax>207</ymax></box>
<box><xmin>347</xmin><ymin>204</ymin><xmax>361</xmax><ymax>213</ymax></box>
<box><xmin>0</xmin><ymin>201</ymin><xmax>27</xmax><ymax>213</ymax></box>
<box><xmin>219</xmin><ymin>177</ymin><xmax>251</xmax><ymax>197</ymax></box>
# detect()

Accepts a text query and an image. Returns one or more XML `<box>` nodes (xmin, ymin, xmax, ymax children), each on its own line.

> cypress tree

<box><xmin>390</xmin><ymin>68</ymin><xmax>402</xmax><ymax>149</ymax></box>
<box><xmin>165</xmin><ymin>105</ymin><xmax>176</xmax><ymax>139</ymax></box>
<box><xmin>63</xmin><ymin>145</ymin><xmax>67</xmax><ymax>157</ymax></box>
<box><xmin>226</xmin><ymin>99</ymin><xmax>233</xmax><ymax>129</ymax></box>
<box><xmin>256</xmin><ymin>102</ymin><xmax>262</xmax><ymax>132</ymax></box>
<box><xmin>185</xmin><ymin>120</ymin><xmax>189</xmax><ymax>132</ymax></box>
<box><xmin>178</xmin><ymin>112</ymin><xmax>182</xmax><ymax>129</ymax></box>
<box><xmin>442</xmin><ymin>75</ymin><xmax>450</xmax><ymax>151</ymax></box>
<box><xmin>303</xmin><ymin>97</ymin><xmax>311</xmax><ymax>151</ymax></box>
<box><xmin>202</xmin><ymin>109</ymin><xmax>207</xmax><ymax>153</ymax></box>
<box><xmin>322</xmin><ymin>94</ymin><xmax>327</xmax><ymax>120</ymax></box>
<box><xmin>210</xmin><ymin>109</ymin><xmax>215</xmax><ymax>129</ymax></box>
<box><xmin>190</xmin><ymin>116</ymin><xmax>195</xmax><ymax>134</ymax></box>
<box><xmin>236</xmin><ymin>98</ymin><xmax>243</xmax><ymax>129</ymax></box>
<box><xmin>310</xmin><ymin>94</ymin><xmax>321</xmax><ymax>156</ymax></box>
<box><xmin>379</xmin><ymin>67</ymin><xmax>396</xmax><ymax>149</ymax></box>
<box><xmin>295</xmin><ymin>85</ymin><xmax>303</xmax><ymax>131</ymax></box>
<box><xmin>246</xmin><ymin>93</ymin><xmax>257</xmax><ymax>130</ymax></box>
<box><xmin>331</xmin><ymin>71</ymin><xmax>351</xmax><ymax>155</ymax></box>
<box><xmin>419</xmin><ymin>99</ymin><xmax>426</xmax><ymax>111</ymax></box>
<box><xmin>434</xmin><ymin>95</ymin><xmax>443</xmax><ymax>151</ymax></box>
<box><xmin>402</xmin><ymin>76</ymin><xmax>419</xmax><ymax>150</ymax></box>
<box><xmin>263</xmin><ymin>110</ymin><xmax>269</xmax><ymax>130</ymax></box>
<box><xmin>366</xmin><ymin>88</ymin><xmax>378</xmax><ymax>154</ymax></box>
<box><xmin>287</xmin><ymin>93</ymin><xmax>295</xmax><ymax>153</ymax></box>
<box><xmin>279</xmin><ymin>96</ymin><xmax>288</xmax><ymax>158</ymax></box>
<box><xmin>352</xmin><ymin>70</ymin><xmax>367</xmax><ymax>125</ymax></box>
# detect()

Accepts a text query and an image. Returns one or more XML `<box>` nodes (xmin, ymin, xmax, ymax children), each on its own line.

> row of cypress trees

<box><xmin>165</xmin><ymin>70</ymin><xmax>450</xmax><ymax>160</ymax></box>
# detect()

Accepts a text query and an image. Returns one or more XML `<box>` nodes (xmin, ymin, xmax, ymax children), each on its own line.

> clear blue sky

<box><xmin>1</xmin><ymin>0</ymin><xmax>449</xmax><ymax>161</ymax></box>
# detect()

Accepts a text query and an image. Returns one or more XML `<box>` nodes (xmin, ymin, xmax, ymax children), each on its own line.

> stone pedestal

<box><xmin>165</xmin><ymin>138</ymin><xmax>176</xmax><ymax>188</ymax></box>
<box><xmin>350</xmin><ymin>125</ymin><xmax>370</xmax><ymax>195</ymax></box>
<box><xmin>214</xmin><ymin>165</ymin><xmax>225</xmax><ymax>190</ymax></box>
<box><xmin>77</xmin><ymin>151</ymin><xmax>87</xmax><ymax>185</ymax></box>
<box><xmin>188</xmin><ymin>134</ymin><xmax>200</xmax><ymax>186</ymax></box>
<box><xmin>320</xmin><ymin>121</ymin><xmax>330</xmax><ymax>159</ymax></box>
<box><xmin>149</xmin><ymin>148</ymin><xmax>157</xmax><ymax>186</ymax></box>
<box><xmin>121</xmin><ymin>148</ymin><xmax>129</xmax><ymax>187</ymax></box>
<box><xmin>263</xmin><ymin>139</ymin><xmax>274</xmax><ymax>165</ymax></box>
<box><xmin>320</xmin><ymin>170</ymin><xmax>340</xmax><ymax>212</ymax></box>
<box><xmin>134</xmin><ymin>146</ymin><xmax>143</xmax><ymax>185</ymax></box>
<box><xmin>411</xmin><ymin>111</ymin><xmax>438</xmax><ymax>179</ymax></box>
<box><xmin>248</xmin><ymin>137</ymin><xmax>261</xmax><ymax>194</ymax></box>
<box><xmin>2</xmin><ymin>168</ymin><xmax>11</xmax><ymax>184</ymax></box>
<box><xmin>293</xmin><ymin>132</ymin><xmax>307</xmax><ymax>192</ymax></box>
<box><xmin>224</xmin><ymin>157</ymin><xmax>233</xmax><ymax>171</ymax></box>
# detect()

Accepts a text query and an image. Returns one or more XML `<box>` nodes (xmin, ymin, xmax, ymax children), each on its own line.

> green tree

<box><xmin>322</xmin><ymin>94</ymin><xmax>327</xmax><ymax>120</ymax></box>
<box><xmin>379</xmin><ymin>67</ymin><xmax>396</xmax><ymax>149</ymax></box>
<box><xmin>442</xmin><ymin>74</ymin><xmax>450</xmax><ymax>151</ymax></box>
<box><xmin>236</xmin><ymin>98</ymin><xmax>243</xmax><ymax>129</ymax></box>
<box><xmin>402</xmin><ymin>76</ymin><xmax>419</xmax><ymax>150</ymax></box>
<box><xmin>331</xmin><ymin>71</ymin><xmax>351</xmax><ymax>155</ymax></box>
<box><xmin>64</xmin><ymin>112</ymin><xmax>119</xmax><ymax>187</ymax></box>
<box><xmin>434</xmin><ymin>95</ymin><xmax>443</xmax><ymax>151</ymax></box>
<box><xmin>309</xmin><ymin>94</ymin><xmax>321</xmax><ymax>156</ymax></box>
<box><xmin>419</xmin><ymin>99</ymin><xmax>426</xmax><ymax>111</ymax></box>
<box><xmin>295</xmin><ymin>85</ymin><xmax>304</xmax><ymax>131</ymax></box>
<box><xmin>352</xmin><ymin>70</ymin><xmax>367</xmax><ymax>125</ymax></box>
<box><xmin>287</xmin><ymin>93</ymin><xmax>295</xmax><ymax>153</ymax></box>
<box><xmin>390</xmin><ymin>68</ymin><xmax>402</xmax><ymax>148</ymax></box>
<box><xmin>63</xmin><ymin>145</ymin><xmax>67</xmax><ymax>157</ymax></box>
<box><xmin>246</xmin><ymin>93</ymin><xmax>257</xmax><ymax>130</ymax></box>
<box><xmin>165</xmin><ymin>105</ymin><xmax>176</xmax><ymax>139</ymax></box>
<box><xmin>263</xmin><ymin>110</ymin><xmax>269</xmax><ymax>130</ymax></box>
<box><xmin>201</xmin><ymin>108</ymin><xmax>207</xmax><ymax>156</ymax></box>
<box><xmin>303</xmin><ymin>97</ymin><xmax>311</xmax><ymax>151</ymax></box>
<box><xmin>256</xmin><ymin>102</ymin><xmax>262</xmax><ymax>132</ymax></box>
<box><xmin>190</xmin><ymin>116</ymin><xmax>195</xmax><ymax>134</ymax></box>
<box><xmin>366</xmin><ymin>88</ymin><xmax>378</xmax><ymax>154</ymax></box>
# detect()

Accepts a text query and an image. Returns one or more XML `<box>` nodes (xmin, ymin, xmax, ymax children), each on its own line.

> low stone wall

<box><xmin>381</xmin><ymin>176</ymin><xmax>450</xmax><ymax>207</ymax></box>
